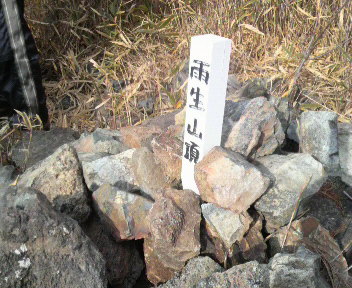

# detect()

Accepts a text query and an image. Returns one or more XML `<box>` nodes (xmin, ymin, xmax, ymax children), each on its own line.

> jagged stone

<box><xmin>338</xmin><ymin>123</ymin><xmax>352</xmax><ymax>186</ymax></box>
<box><xmin>145</xmin><ymin>188</ymin><xmax>201</xmax><ymax>285</ymax></box>
<box><xmin>81</xmin><ymin>149</ymin><xmax>136</xmax><ymax>192</ymax></box>
<box><xmin>201</xmin><ymin>203</ymin><xmax>252</xmax><ymax>249</ymax></box>
<box><xmin>73</xmin><ymin>128</ymin><xmax>127</xmax><ymax>154</ymax></box>
<box><xmin>92</xmin><ymin>183</ymin><xmax>153</xmax><ymax>241</ymax></box>
<box><xmin>195</xmin><ymin>147</ymin><xmax>270</xmax><ymax>213</ymax></box>
<box><xmin>11</xmin><ymin>128</ymin><xmax>78</xmax><ymax>170</ymax></box>
<box><xmin>254</xmin><ymin>153</ymin><xmax>327</xmax><ymax>232</ymax></box>
<box><xmin>299</xmin><ymin>111</ymin><xmax>339</xmax><ymax>172</ymax></box>
<box><xmin>18</xmin><ymin>144</ymin><xmax>90</xmax><ymax>222</ymax></box>
<box><xmin>151</xmin><ymin>126</ymin><xmax>183</xmax><ymax>185</ymax></box>
<box><xmin>0</xmin><ymin>187</ymin><xmax>107</xmax><ymax>288</ymax></box>
<box><xmin>222</xmin><ymin>97</ymin><xmax>285</xmax><ymax>158</ymax></box>
<box><xmin>194</xmin><ymin>247</ymin><xmax>330</xmax><ymax>288</ymax></box>
<box><xmin>158</xmin><ymin>256</ymin><xmax>224</xmax><ymax>288</ymax></box>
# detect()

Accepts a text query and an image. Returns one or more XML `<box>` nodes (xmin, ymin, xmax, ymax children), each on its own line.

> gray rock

<box><xmin>194</xmin><ymin>260</ymin><xmax>269</xmax><ymax>288</ymax></box>
<box><xmin>158</xmin><ymin>257</ymin><xmax>224</xmax><ymax>288</ymax></box>
<box><xmin>0</xmin><ymin>164</ymin><xmax>15</xmax><ymax>188</ymax></box>
<box><xmin>226</xmin><ymin>74</ymin><xmax>241</xmax><ymax>98</ymax></box>
<box><xmin>226</xmin><ymin>78</ymin><xmax>268</xmax><ymax>102</ymax></box>
<box><xmin>93</xmin><ymin>183</ymin><xmax>153</xmax><ymax>241</ymax></box>
<box><xmin>18</xmin><ymin>144</ymin><xmax>90</xmax><ymax>223</ymax></box>
<box><xmin>269</xmin><ymin>246</ymin><xmax>331</xmax><ymax>288</ymax></box>
<box><xmin>73</xmin><ymin>128</ymin><xmax>127</xmax><ymax>154</ymax></box>
<box><xmin>222</xmin><ymin>97</ymin><xmax>285</xmax><ymax>158</ymax></box>
<box><xmin>201</xmin><ymin>203</ymin><xmax>252</xmax><ymax>249</ymax></box>
<box><xmin>195</xmin><ymin>147</ymin><xmax>270</xmax><ymax>213</ymax></box>
<box><xmin>82</xmin><ymin>148</ymin><xmax>136</xmax><ymax>192</ymax></box>
<box><xmin>287</xmin><ymin>119</ymin><xmax>299</xmax><ymax>143</ymax></box>
<box><xmin>77</xmin><ymin>152</ymin><xmax>110</xmax><ymax>163</ymax></box>
<box><xmin>11</xmin><ymin>128</ymin><xmax>78</xmax><ymax>170</ymax></box>
<box><xmin>299</xmin><ymin>111</ymin><xmax>339</xmax><ymax>172</ymax></box>
<box><xmin>81</xmin><ymin>213</ymin><xmax>144</xmax><ymax>287</ymax></box>
<box><xmin>0</xmin><ymin>187</ymin><xmax>107</xmax><ymax>288</ymax></box>
<box><xmin>269</xmin><ymin>96</ymin><xmax>292</xmax><ymax>133</ymax></box>
<box><xmin>194</xmin><ymin>247</ymin><xmax>330</xmax><ymax>288</ymax></box>
<box><xmin>254</xmin><ymin>153</ymin><xmax>327</xmax><ymax>232</ymax></box>
<box><xmin>338</xmin><ymin>123</ymin><xmax>352</xmax><ymax>186</ymax></box>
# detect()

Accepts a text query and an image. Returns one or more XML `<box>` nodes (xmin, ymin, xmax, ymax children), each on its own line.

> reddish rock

<box><xmin>92</xmin><ymin>184</ymin><xmax>153</xmax><ymax>241</ymax></box>
<box><xmin>120</xmin><ymin>125</ymin><xmax>162</xmax><ymax>149</ymax></box>
<box><xmin>195</xmin><ymin>147</ymin><xmax>270</xmax><ymax>213</ymax></box>
<box><xmin>151</xmin><ymin>126</ymin><xmax>183</xmax><ymax>185</ymax></box>
<box><xmin>144</xmin><ymin>189</ymin><xmax>201</xmax><ymax>285</ymax></box>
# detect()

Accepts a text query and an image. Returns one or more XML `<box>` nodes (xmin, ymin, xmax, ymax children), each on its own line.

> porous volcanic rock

<box><xmin>18</xmin><ymin>144</ymin><xmax>90</xmax><ymax>222</ymax></box>
<box><xmin>0</xmin><ymin>187</ymin><xmax>107</xmax><ymax>288</ymax></box>
<box><xmin>195</xmin><ymin>146</ymin><xmax>270</xmax><ymax>213</ymax></box>
<box><xmin>144</xmin><ymin>188</ymin><xmax>201</xmax><ymax>285</ymax></box>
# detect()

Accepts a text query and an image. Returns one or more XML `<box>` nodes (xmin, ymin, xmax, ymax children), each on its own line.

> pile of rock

<box><xmin>1</xmin><ymin>77</ymin><xmax>352</xmax><ymax>288</ymax></box>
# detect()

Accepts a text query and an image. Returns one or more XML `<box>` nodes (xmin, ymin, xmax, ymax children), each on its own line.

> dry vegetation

<box><xmin>1</xmin><ymin>0</ymin><xmax>352</xmax><ymax>141</ymax></box>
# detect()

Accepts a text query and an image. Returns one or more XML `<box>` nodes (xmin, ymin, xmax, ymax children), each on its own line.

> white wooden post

<box><xmin>181</xmin><ymin>34</ymin><xmax>232</xmax><ymax>194</ymax></box>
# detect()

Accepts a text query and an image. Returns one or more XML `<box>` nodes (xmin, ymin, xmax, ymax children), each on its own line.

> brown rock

<box><xmin>195</xmin><ymin>147</ymin><xmax>270</xmax><ymax>213</ymax></box>
<box><xmin>144</xmin><ymin>188</ymin><xmax>201</xmax><ymax>285</ymax></box>
<box><xmin>151</xmin><ymin>126</ymin><xmax>183</xmax><ymax>185</ymax></box>
<box><xmin>120</xmin><ymin>125</ymin><xmax>162</xmax><ymax>149</ymax></box>
<box><xmin>92</xmin><ymin>183</ymin><xmax>153</xmax><ymax>241</ymax></box>
<box><xmin>222</xmin><ymin>97</ymin><xmax>284</xmax><ymax>158</ymax></box>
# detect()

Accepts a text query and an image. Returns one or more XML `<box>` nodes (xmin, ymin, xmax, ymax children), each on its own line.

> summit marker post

<box><xmin>181</xmin><ymin>34</ymin><xmax>232</xmax><ymax>194</ymax></box>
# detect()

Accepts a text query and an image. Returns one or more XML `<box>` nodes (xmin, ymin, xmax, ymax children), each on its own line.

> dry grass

<box><xmin>1</xmin><ymin>0</ymin><xmax>352</xmax><ymax>146</ymax></box>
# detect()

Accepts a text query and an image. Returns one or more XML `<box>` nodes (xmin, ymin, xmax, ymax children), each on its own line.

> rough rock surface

<box><xmin>73</xmin><ymin>128</ymin><xmax>127</xmax><ymax>154</ymax></box>
<box><xmin>131</xmin><ymin>147</ymin><xmax>169</xmax><ymax>197</ymax></box>
<box><xmin>151</xmin><ymin>126</ymin><xmax>183</xmax><ymax>185</ymax></box>
<box><xmin>201</xmin><ymin>203</ymin><xmax>252</xmax><ymax>249</ymax></box>
<box><xmin>338</xmin><ymin>123</ymin><xmax>352</xmax><ymax>185</ymax></box>
<box><xmin>145</xmin><ymin>188</ymin><xmax>201</xmax><ymax>285</ymax></box>
<box><xmin>82</xmin><ymin>148</ymin><xmax>136</xmax><ymax>192</ymax></box>
<box><xmin>299</xmin><ymin>111</ymin><xmax>339</xmax><ymax>172</ymax></box>
<box><xmin>11</xmin><ymin>128</ymin><xmax>78</xmax><ymax>170</ymax></box>
<box><xmin>158</xmin><ymin>256</ymin><xmax>224</xmax><ymax>288</ymax></box>
<box><xmin>81</xmin><ymin>214</ymin><xmax>144</xmax><ymax>287</ymax></box>
<box><xmin>0</xmin><ymin>164</ymin><xmax>15</xmax><ymax>188</ymax></box>
<box><xmin>255</xmin><ymin>153</ymin><xmax>327</xmax><ymax>232</ymax></box>
<box><xmin>195</xmin><ymin>147</ymin><xmax>270</xmax><ymax>213</ymax></box>
<box><xmin>120</xmin><ymin>112</ymin><xmax>177</xmax><ymax>149</ymax></box>
<box><xmin>0</xmin><ymin>187</ymin><xmax>107</xmax><ymax>288</ymax></box>
<box><xmin>194</xmin><ymin>247</ymin><xmax>330</xmax><ymax>288</ymax></box>
<box><xmin>93</xmin><ymin>183</ymin><xmax>153</xmax><ymax>241</ymax></box>
<box><xmin>269</xmin><ymin>217</ymin><xmax>351</xmax><ymax>288</ymax></box>
<box><xmin>194</xmin><ymin>260</ymin><xmax>269</xmax><ymax>288</ymax></box>
<box><xmin>222</xmin><ymin>97</ymin><xmax>285</xmax><ymax>158</ymax></box>
<box><xmin>18</xmin><ymin>144</ymin><xmax>90</xmax><ymax>222</ymax></box>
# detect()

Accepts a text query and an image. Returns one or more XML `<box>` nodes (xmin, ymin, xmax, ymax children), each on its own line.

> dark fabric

<box><xmin>0</xmin><ymin>0</ymin><xmax>38</xmax><ymax>62</ymax></box>
<box><xmin>0</xmin><ymin>56</ymin><xmax>49</xmax><ymax>126</ymax></box>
